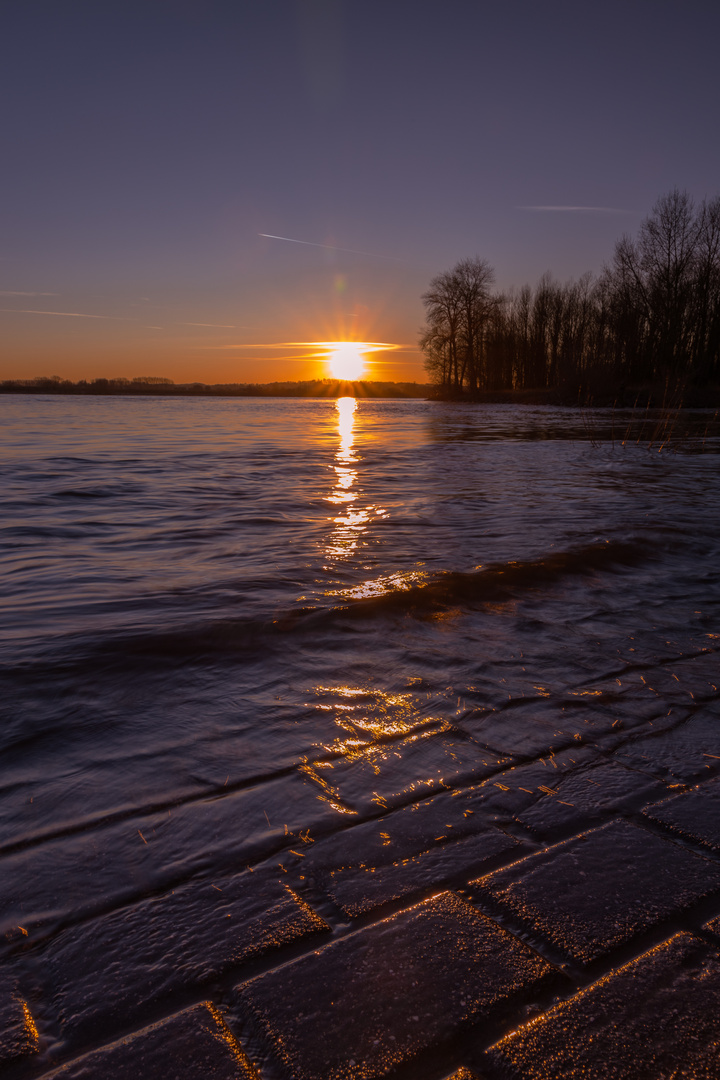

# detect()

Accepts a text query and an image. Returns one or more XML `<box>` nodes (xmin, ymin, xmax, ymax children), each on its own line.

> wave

<box><xmin>0</xmin><ymin>539</ymin><xmax>650</xmax><ymax>677</ymax></box>
<box><xmin>336</xmin><ymin>539</ymin><xmax>648</xmax><ymax>618</ymax></box>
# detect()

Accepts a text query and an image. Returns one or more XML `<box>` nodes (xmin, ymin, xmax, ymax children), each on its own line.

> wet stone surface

<box><xmin>299</xmin><ymin>746</ymin><xmax>595</xmax><ymax>877</ymax></box>
<box><xmin>0</xmin><ymin>771</ymin><xmax>333</xmax><ymax>943</ymax></box>
<box><xmin>611</xmin><ymin>705</ymin><xmax>720</xmax><ymax>782</ymax></box>
<box><xmin>303</xmin><ymin>734</ymin><xmax>512</xmax><ymax>815</ymax></box>
<box><xmin>487</xmin><ymin>932</ymin><xmax>720</xmax><ymax>1079</ymax></box>
<box><xmin>475</xmin><ymin>819</ymin><xmax>720</xmax><ymax>964</ymax></box>
<box><xmin>327</xmin><ymin>829</ymin><xmax>518</xmax><ymax>915</ymax></box>
<box><xmin>295</xmin><ymin>749</ymin><xmax>600</xmax><ymax>914</ymax></box>
<box><xmin>237</xmin><ymin>891</ymin><xmax>556</xmax><ymax>1080</ymax></box>
<box><xmin>0</xmin><ymin>970</ymin><xmax>38</xmax><ymax>1066</ymax></box>
<box><xmin>517</xmin><ymin>759</ymin><xmax>669</xmax><ymax>836</ymax></box>
<box><xmin>643</xmin><ymin>774</ymin><xmax>720</xmax><ymax>851</ymax></box>
<box><xmin>39</xmin><ymin>1002</ymin><xmax>256</xmax><ymax>1079</ymax></box>
<box><xmin>457</xmin><ymin>709</ymin><xmax>580</xmax><ymax>759</ymax></box>
<box><xmin>39</xmin><ymin>869</ymin><xmax>328</xmax><ymax>1044</ymax></box>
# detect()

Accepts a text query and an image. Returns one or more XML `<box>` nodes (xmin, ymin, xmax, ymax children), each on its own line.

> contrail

<box><xmin>517</xmin><ymin>206</ymin><xmax>632</xmax><ymax>214</ymax></box>
<box><xmin>259</xmin><ymin>234</ymin><xmax>401</xmax><ymax>261</ymax></box>
<box><xmin>0</xmin><ymin>308</ymin><xmax>128</xmax><ymax>320</ymax></box>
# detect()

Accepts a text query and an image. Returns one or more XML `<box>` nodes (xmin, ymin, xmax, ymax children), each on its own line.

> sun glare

<box><xmin>327</xmin><ymin>342</ymin><xmax>366</xmax><ymax>380</ymax></box>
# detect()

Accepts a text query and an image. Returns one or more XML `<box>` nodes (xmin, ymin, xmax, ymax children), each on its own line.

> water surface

<box><xmin>1</xmin><ymin>394</ymin><xmax>719</xmax><ymax>1063</ymax></box>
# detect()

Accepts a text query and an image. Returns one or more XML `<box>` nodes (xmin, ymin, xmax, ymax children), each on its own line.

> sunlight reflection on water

<box><xmin>325</xmin><ymin>396</ymin><xmax>388</xmax><ymax>561</ymax></box>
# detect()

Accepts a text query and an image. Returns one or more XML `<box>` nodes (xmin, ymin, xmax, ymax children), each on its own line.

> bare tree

<box><xmin>420</xmin><ymin>257</ymin><xmax>495</xmax><ymax>393</ymax></box>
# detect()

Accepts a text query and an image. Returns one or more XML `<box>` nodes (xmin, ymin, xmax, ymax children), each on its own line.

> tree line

<box><xmin>0</xmin><ymin>376</ymin><xmax>426</xmax><ymax>399</ymax></box>
<box><xmin>421</xmin><ymin>189</ymin><xmax>720</xmax><ymax>398</ymax></box>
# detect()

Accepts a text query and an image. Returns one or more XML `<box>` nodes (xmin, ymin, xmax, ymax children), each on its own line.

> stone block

<box><xmin>457</xmin><ymin>709</ymin><xmax>577</xmax><ymax>759</ymax></box>
<box><xmin>296</xmin><ymin>748</ymin><xmax>598</xmax><ymax>912</ymax></box>
<box><xmin>475</xmin><ymin>820</ymin><xmax>720</xmax><ymax>964</ymax></box>
<box><xmin>644</xmin><ymin>775</ymin><xmax>720</xmax><ymax>851</ymax></box>
<box><xmin>611</xmin><ymin>707</ymin><xmax>720</xmax><ymax>783</ymax></box>
<box><xmin>0</xmin><ymin>770</ymin><xmax>333</xmax><ymax>942</ymax></box>
<box><xmin>40</xmin><ymin>868</ymin><xmax>328</xmax><ymax>1044</ymax></box>
<box><xmin>39</xmin><ymin>1002</ymin><xmax>256</xmax><ymax>1079</ymax></box>
<box><xmin>299</xmin><ymin>746</ymin><xmax>594</xmax><ymax>882</ymax></box>
<box><xmin>518</xmin><ymin>760</ymin><xmax>668</xmax><ymax>836</ymax></box>
<box><xmin>327</xmin><ymin>829</ymin><xmax>517</xmax><ymax>915</ymax></box>
<box><xmin>487</xmin><ymin>932</ymin><xmax>720</xmax><ymax>1079</ymax></box>
<box><xmin>238</xmin><ymin>891</ymin><xmax>555</xmax><ymax>1080</ymax></box>
<box><xmin>302</xmin><ymin>734</ymin><xmax>511</xmax><ymax>815</ymax></box>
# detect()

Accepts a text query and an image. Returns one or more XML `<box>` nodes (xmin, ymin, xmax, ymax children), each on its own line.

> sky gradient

<box><xmin>2</xmin><ymin>0</ymin><xmax>719</xmax><ymax>383</ymax></box>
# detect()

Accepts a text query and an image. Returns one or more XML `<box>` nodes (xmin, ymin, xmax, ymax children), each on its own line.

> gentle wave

<box><xmin>0</xmin><ymin>539</ymin><xmax>650</xmax><ymax>675</ymax></box>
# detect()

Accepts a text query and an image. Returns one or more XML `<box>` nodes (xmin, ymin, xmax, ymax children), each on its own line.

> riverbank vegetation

<box><xmin>421</xmin><ymin>189</ymin><xmax>720</xmax><ymax>403</ymax></box>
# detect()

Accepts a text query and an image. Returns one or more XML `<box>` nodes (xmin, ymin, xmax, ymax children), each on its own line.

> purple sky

<box><xmin>2</xmin><ymin>0</ymin><xmax>719</xmax><ymax>383</ymax></box>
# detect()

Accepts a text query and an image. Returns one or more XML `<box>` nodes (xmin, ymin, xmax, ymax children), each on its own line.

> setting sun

<box><xmin>327</xmin><ymin>342</ymin><xmax>367</xmax><ymax>380</ymax></box>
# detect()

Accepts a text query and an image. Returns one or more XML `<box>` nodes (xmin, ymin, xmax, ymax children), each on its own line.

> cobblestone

<box><xmin>302</xmin><ymin>734</ymin><xmax>512</xmax><ymax>814</ymax></box>
<box><xmin>327</xmin><ymin>829</ymin><xmax>517</xmax><ymax>915</ymax></box>
<box><xmin>39</xmin><ymin>869</ymin><xmax>328</xmax><ymax>1044</ymax></box>
<box><xmin>38</xmin><ymin>1002</ymin><xmax>256</xmax><ymax>1079</ymax></box>
<box><xmin>0</xmin><ymin>771</ymin><xmax>332</xmax><ymax>943</ymax></box>
<box><xmin>518</xmin><ymin>759</ymin><xmax>668</xmax><ymax>836</ymax></box>
<box><xmin>611</xmin><ymin>705</ymin><xmax>720</xmax><ymax>782</ymax></box>
<box><xmin>474</xmin><ymin>819</ymin><xmax>720</xmax><ymax>963</ymax></box>
<box><xmin>237</xmin><ymin>891</ymin><xmax>556</xmax><ymax>1080</ymax></box>
<box><xmin>643</xmin><ymin>774</ymin><xmax>720</xmax><ymax>850</ymax></box>
<box><xmin>487</xmin><ymin>932</ymin><xmax>720</xmax><ymax>1079</ymax></box>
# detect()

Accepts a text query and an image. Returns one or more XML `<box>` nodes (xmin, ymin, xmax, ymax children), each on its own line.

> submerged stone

<box><xmin>237</xmin><ymin>891</ymin><xmax>555</xmax><ymax>1080</ymax></box>
<box><xmin>474</xmin><ymin>819</ymin><xmax>720</xmax><ymax>964</ymax></box>
<box><xmin>518</xmin><ymin>759</ymin><xmax>668</xmax><ymax>836</ymax></box>
<box><xmin>0</xmin><ymin>972</ymin><xmax>38</xmax><ymax>1066</ymax></box>
<box><xmin>39</xmin><ymin>1002</ymin><xmax>256</xmax><ymax>1079</ymax></box>
<box><xmin>40</xmin><ymin>868</ymin><xmax>328</xmax><ymax>1045</ymax></box>
<box><xmin>644</xmin><ymin>774</ymin><xmax>720</xmax><ymax>851</ymax></box>
<box><xmin>458</xmin><ymin>709</ymin><xmax>577</xmax><ymax>759</ymax></box>
<box><xmin>299</xmin><ymin>746</ymin><xmax>594</xmax><ymax>880</ymax></box>
<box><xmin>611</xmin><ymin>705</ymin><xmax>720</xmax><ymax>783</ymax></box>
<box><xmin>328</xmin><ymin>829</ymin><xmax>517</xmax><ymax>915</ymax></box>
<box><xmin>302</xmin><ymin>733</ymin><xmax>511</xmax><ymax>814</ymax></box>
<box><xmin>0</xmin><ymin>770</ymin><xmax>333</xmax><ymax>941</ymax></box>
<box><xmin>487</xmin><ymin>932</ymin><xmax>720</xmax><ymax>1079</ymax></box>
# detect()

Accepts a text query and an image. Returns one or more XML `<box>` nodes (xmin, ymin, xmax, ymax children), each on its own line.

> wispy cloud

<box><xmin>181</xmin><ymin>321</ymin><xmax>237</xmax><ymax>328</ymax></box>
<box><xmin>0</xmin><ymin>308</ymin><xmax>129</xmax><ymax>320</ymax></box>
<box><xmin>201</xmin><ymin>340</ymin><xmax>414</xmax><ymax>356</ymax></box>
<box><xmin>518</xmin><ymin>205</ymin><xmax>633</xmax><ymax>214</ymax></box>
<box><xmin>259</xmin><ymin>233</ymin><xmax>402</xmax><ymax>261</ymax></box>
<box><xmin>0</xmin><ymin>290</ymin><xmax>58</xmax><ymax>296</ymax></box>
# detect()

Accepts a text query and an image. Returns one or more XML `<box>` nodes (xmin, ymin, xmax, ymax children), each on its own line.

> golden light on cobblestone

<box><xmin>22</xmin><ymin>1003</ymin><xmax>38</xmax><ymax>1052</ymax></box>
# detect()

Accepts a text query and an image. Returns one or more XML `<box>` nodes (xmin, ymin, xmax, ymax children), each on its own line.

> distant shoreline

<box><xmin>3</xmin><ymin>378</ymin><xmax>719</xmax><ymax>408</ymax></box>
<box><xmin>0</xmin><ymin>378</ymin><xmax>429</xmax><ymax>400</ymax></box>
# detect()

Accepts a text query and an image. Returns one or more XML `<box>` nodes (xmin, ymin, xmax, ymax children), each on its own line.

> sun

<box><xmin>327</xmin><ymin>342</ymin><xmax>366</xmax><ymax>380</ymax></box>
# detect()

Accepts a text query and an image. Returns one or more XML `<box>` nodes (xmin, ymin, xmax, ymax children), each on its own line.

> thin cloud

<box><xmin>181</xmin><ymin>321</ymin><xmax>237</xmax><ymax>328</ymax></box>
<box><xmin>201</xmin><ymin>340</ymin><xmax>414</xmax><ymax>355</ymax></box>
<box><xmin>0</xmin><ymin>290</ymin><xmax>58</xmax><ymax>296</ymax></box>
<box><xmin>518</xmin><ymin>205</ymin><xmax>633</xmax><ymax>214</ymax></box>
<box><xmin>259</xmin><ymin>233</ymin><xmax>402</xmax><ymax>261</ymax></box>
<box><xmin>0</xmin><ymin>308</ymin><xmax>130</xmax><ymax>320</ymax></box>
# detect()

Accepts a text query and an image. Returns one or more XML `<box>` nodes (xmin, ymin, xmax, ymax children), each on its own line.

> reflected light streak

<box><xmin>325</xmin><ymin>397</ymin><xmax>370</xmax><ymax>558</ymax></box>
<box><xmin>324</xmin><ymin>397</ymin><xmax>394</xmax><ymax>563</ymax></box>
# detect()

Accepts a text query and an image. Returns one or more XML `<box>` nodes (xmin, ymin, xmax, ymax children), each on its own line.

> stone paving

<box><xmin>2</xmin><ymin>656</ymin><xmax>720</xmax><ymax>1079</ymax></box>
